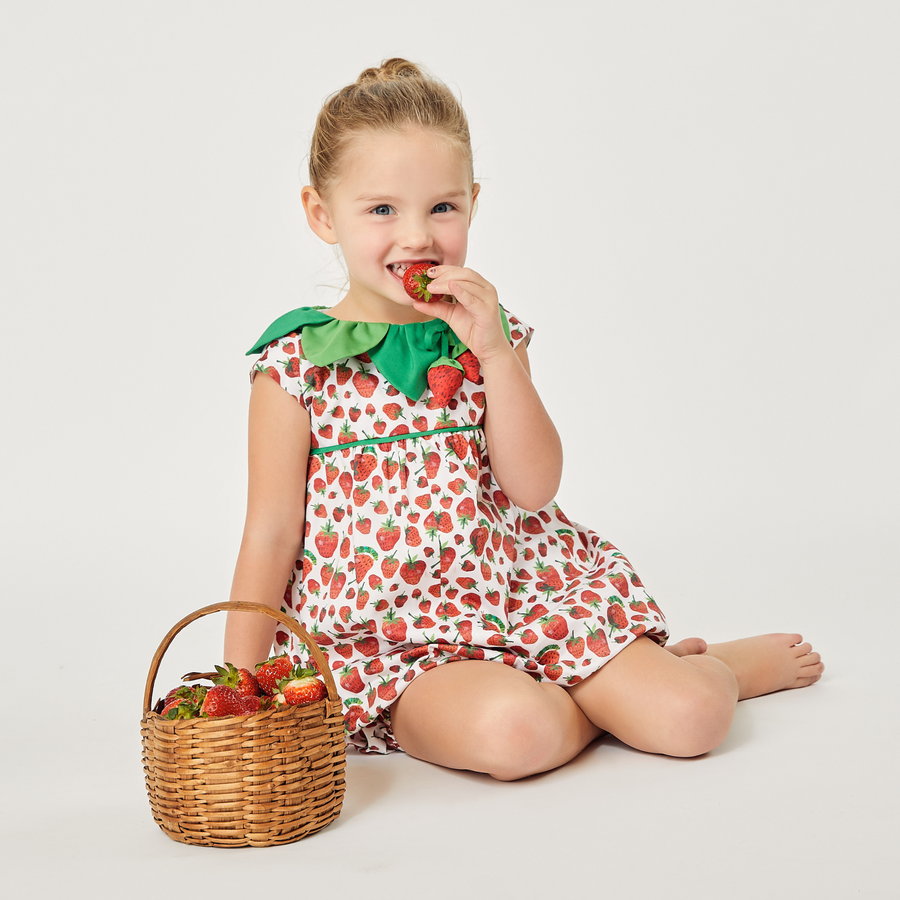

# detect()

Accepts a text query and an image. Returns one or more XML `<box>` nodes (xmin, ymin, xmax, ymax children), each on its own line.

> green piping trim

<box><xmin>310</xmin><ymin>425</ymin><xmax>482</xmax><ymax>456</ymax></box>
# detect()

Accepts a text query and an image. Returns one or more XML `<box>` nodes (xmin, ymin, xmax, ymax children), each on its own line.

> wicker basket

<box><xmin>141</xmin><ymin>600</ymin><xmax>346</xmax><ymax>847</ymax></box>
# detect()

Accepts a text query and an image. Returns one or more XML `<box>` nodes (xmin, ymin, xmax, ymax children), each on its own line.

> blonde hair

<box><xmin>309</xmin><ymin>58</ymin><xmax>473</xmax><ymax>197</ymax></box>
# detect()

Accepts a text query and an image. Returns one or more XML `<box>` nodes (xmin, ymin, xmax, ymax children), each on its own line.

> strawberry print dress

<box><xmin>247</xmin><ymin>305</ymin><xmax>668</xmax><ymax>754</ymax></box>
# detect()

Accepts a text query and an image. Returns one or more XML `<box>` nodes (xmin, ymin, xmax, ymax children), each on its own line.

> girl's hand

<box><xmin>413</xmin><ymin>266</ymin><xmax>511</xmax><ymax>363</ymax></box>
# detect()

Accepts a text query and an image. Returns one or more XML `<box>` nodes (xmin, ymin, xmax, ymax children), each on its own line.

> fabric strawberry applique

<box><xmin>426</xmin><ymin>357</ymin><xmax>464</xmax><ymax>408</ymax></box>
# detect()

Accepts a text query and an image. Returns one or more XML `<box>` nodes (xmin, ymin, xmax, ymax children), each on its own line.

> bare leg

<box><xmin>569</xmin><ymin>637</ymin><xmax>740</xmax><ymax>757</ymax></box>
<box><xmin>390</xmin><ymin>659</ymin><xmax>602</xmax><ymax>781</ymax></box>
<box><xmin>703</xmin><ymin>633</ymin><xmax>824</xmax><ymax>699</ymax></box>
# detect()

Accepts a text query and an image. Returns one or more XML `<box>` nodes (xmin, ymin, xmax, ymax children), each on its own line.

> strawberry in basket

<box><xmin>274</xmin><ymin>666</ymin><xmax>327</xmax><ymax>707</ymax></box>
<box><xmin>212</xmin><ymin>662</ymin><xmax>261</xmax><ymax>697</ymax></box>
<box><xmin>255</xmin><ymin>653</ymin><xmax>293</xmax><ymax>695</ymax></box>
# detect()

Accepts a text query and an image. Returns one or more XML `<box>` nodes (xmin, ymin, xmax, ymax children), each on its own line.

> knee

<box><xmin>659</xmin><ymin>678</ymin><xmax>737</xmax><ymax>758</ymax></box>
<box><xmin>473</xmin><ymin>692</ymin><xmax>561</xmax><ymax>781</ymax></box>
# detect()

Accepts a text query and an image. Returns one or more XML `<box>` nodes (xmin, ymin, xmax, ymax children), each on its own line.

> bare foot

<box><xmin>665</xmin><ymin>637</ymin><xmax>708</xmax><ymax>658</ymax></box>
<box><xmin>704</xmin><ymin>634</ymin><xmax>824</xmax><ymax>700</ymax></box>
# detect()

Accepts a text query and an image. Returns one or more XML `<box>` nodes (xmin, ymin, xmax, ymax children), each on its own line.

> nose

<box><xmin>398</xmin><ymin>214</ymin><xmax>433</xmax><ymax>251</ymax></box>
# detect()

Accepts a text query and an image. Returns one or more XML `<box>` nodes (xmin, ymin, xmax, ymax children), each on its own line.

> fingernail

<box><xmin>427</xmin><ymin>267</ymin><xmax>437</xmax><ymax>276</ymax></box>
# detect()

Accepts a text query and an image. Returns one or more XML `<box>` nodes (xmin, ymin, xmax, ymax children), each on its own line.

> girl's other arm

<box><xmin>480</xmin><ymin>342</ymin><xmax>563</xmax><ymax>511</ymax></box>
<box><xmin>224</xmin><ymin>373</ymin><xmax>311</xmax><ymax>670</ymax></box>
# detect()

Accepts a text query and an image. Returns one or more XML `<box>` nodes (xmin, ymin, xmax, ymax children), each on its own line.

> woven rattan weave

<box><xmin>141</xmin><ymin>601</ymin><xmax>346</xmax><ymax>847</ymax></box>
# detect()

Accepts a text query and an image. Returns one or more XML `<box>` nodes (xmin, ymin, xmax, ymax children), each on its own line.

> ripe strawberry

<box><xmin>456</xmin><ymin>497</ymin><xmax>476</xmax><ymax>525</ymax></box>
<box><xmin>537</xmin><ymin>646</ymin><xmax>560</xmax><ymax>665</ymax></box>
<box><xmin>339</xmin><ymin>664</ymin><xmax>365</xmax><ymax>693</ymax></box>
<box><xmin>543</xmin><ymin>664</ymin><xmax>563</xmax><ymax>681</ymax></box>
<box><xmin>381</xmin><ymin>552</ymin><xmax>400</xmax><ymax>578</ymax></box>
<box><xmin>535</xmin><ymin>561</ymin><xmax>564</xmax><ymax>593</ymax></box>
<box><xmin>405</xmin><ymin>525</ymin><xmax>422</xmax><ymax>547</ymax></box>
<box><xmin>444</xmin><ymin>433</ymin><xmax>469</xmax><ymax>460</ymax></box>
<box><xmin>376</xmin><ymin>676</ymin><xmax>399</xmax><ymax>701</ymax></box>
<box><xmin>314</xmin><ymin>520</ymin><xmax>338</xmax><ymax>558</ymax></box>
<box><xmin>352</xmin><ymin>485</ymin><xmax>371</xmax><ymax>507</ymax></box>
<box><xmin>200</xmin><ymin>685</ymin><xmax>241</xmax><ymax>717</ymax></box>
<box><xmin>376</xmin><ymin>515</ymin><xmax>401</xmax><ymax>551</ymax></box>
<box><xmin>329</xmin><ymin>569</ymin><xmax>347</xmax><ymax>600</ymax></box>
<box><xmin>466</xmin><ymin>525</ymin><xmax>489</xmax><ymax>557</ymax></box>
<box><xmin>539</xmin><ymin>614</ymin><xmax>568</xmax><ymax>640</ymax></box>
<box><xmin>420</xmin><ymin>448</ymin><xmax>441</xmax><ymax>478</ymax></box>
<box><xmin>212</xmin><ymin>662</ymin><xmax>260</xmax><ymax>697</ymax></box>
<box><xmin>608</xmin><ymin>573</ymin><xmax>630</xmax><ymax>598</ymax></box>
<box><xmin>352</xmin><ymin>449</ymin><xmax>377</xmax><ymax>481</ymax></box>
<box><xmin>335</xmin><ymin>363</ymin><xmax>352</xmax><ymax>385</ymax></box>
<box><xmin>607</xmin><ymin>602</ymin><xmax>629</xmax><ymax>632</ymax></box>
<box><xmin>352</xmin><ymin>365</ymin><xmax>379</xmax><ymax>397</ymax></box>
<box><xmin>303</xmin><ymin>365</ymin><xmax>330</xmax><ymax>391</ymax></box>
<box><xmin>586</xmin><ymin>625</ymin><xmax>610</xmax><ymax>657</ymax></box>
<box><xmin>629</xmin><ymin>599</ymin><xmax>648</xmax><ymax>613</ymax></box>
<box><xmin>566</xmin><ymin>635</ymin><xmax>586</xmax><ymax>659</ymax></box>
<box><xmin>399</xmin><ymin>554</ymin><xmax>426</xmax><ymax>585</ymax></box>
<box><xmin>275</xmin><ymin>667</ymin><xmax>326</xmax><ymax>706</ymax></box>
<box><xmin>523</xmin><ymin>603</ymin><xmax>549</xmax><ymax>624</ymax></box>
<box><xmin>355</xmin><ymin>635</ymin><xmax>379</xmax><ymax>657</ymax></box>
<box><xmin>427</xmin><ymin>360</ymin><xmax>464</xmax><ymax>408</ymax></box>
<box><xmin>382</xmin><ymin>402</ymin><xmax>404</xmax><ymax>420</ymax></box>
<box><xmin>237</xmin><ymin>694</ymin><xmax>265</xmax><ymax>715</ymax></box>
<box><xmin>255</xmin><ymin>653</ymin><xmax>293</xmax><ymax>695</ymax></box>
<box><xmin>354</xmin><ymin>547</ymin><xmax>378</xmax><ymax>583</ymax></box>
<box><xmin>381</xmin><ymin>608</ymin><xmax>408</xmax><ymax>642</ymax></box>
<box><xmin>401</xmin><ymin>262</ymin><xmax>444</xmax><ymax>302</ymax></box>
<box><xmin>256</xmin><ymin>365</ymin><xmax>280</xmax><ymax>385</ymax></box>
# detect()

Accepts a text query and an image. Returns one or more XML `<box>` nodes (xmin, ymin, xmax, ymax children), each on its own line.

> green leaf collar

<box><xmin>247</xmin><ymin>306</ymin><xmax>511</xmax><ymax>400</ymax></box>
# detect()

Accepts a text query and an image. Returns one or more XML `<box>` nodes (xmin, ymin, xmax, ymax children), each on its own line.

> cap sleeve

<box><xmin>504</xmin><ymin>309</ymin><xmax>534</xmax><ymax>351</ymax></box>
<box><xmin>248</xmin><ymin>331</ymin><xmax>306</xmax><ymax>405</ymax></box>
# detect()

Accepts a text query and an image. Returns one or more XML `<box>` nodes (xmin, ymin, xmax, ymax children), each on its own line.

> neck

<box><xmin>329</xmin><ymin>286</ymin><xmax>435</xmax><ymax>325</ymax></box>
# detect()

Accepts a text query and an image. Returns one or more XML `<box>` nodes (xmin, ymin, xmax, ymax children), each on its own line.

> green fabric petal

<box><xmin>246</xmin><ymin>306</ymin><xmax>333</xmax><ymax>354</ymax></box>
<box><xmin>246</xmin><ymin>305</ymin><xmax>514</xmax><ymax>401</ymax></box>
<box><xmin>303</xmin><ymin>319</ymin><xmax>390</xmax><ymax>366</ymax></box>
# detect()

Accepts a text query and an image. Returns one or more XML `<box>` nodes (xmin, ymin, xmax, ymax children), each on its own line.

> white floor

<box><xmin>3</xmin><ymin>588</ymin><xmax>896</xmax><ymax>900</ymax></box>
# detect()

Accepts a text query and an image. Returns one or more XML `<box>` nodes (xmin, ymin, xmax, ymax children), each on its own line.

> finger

<box><xmin>412</xmin><ymin>296</ymin><xmax>457</xmax><ymax>321</ymax></box>
<box><xmin>427</xmin><ymin>266</ymin><xmax>493</xmax><ymax>295</ymax></box>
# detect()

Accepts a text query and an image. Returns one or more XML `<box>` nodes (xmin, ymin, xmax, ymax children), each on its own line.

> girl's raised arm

<box><xmin>224</xmin><ymin>372</ymin><xmax>311</xmax><ymax>669</ymax></box>
<box><xmin>417</xmin><ymin>266</ymin><xmax>563</xmax><ymax>511</ymax></box>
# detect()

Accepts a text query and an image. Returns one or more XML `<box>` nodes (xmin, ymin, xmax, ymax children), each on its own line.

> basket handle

<box><xmin>142</xmin><ymin>600</ymin><xmax>339</xmax><ymax>715</ymax></box>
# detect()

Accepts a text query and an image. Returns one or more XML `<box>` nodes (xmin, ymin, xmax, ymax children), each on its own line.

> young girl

<box><xmin>224</xmin><ymin>58</ymin><xmax>823</xmax><ymax>781</ymax></box>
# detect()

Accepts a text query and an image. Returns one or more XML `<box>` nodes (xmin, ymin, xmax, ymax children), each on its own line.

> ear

<box><xmin>468</xmin><ymin>183</ymin><xmax>481</xmax><ymax>224</ymax></box>
<box><xmin>301</xmin><ymin>186</ymin><xmax>339</xmax><ymax>245</ymax></box>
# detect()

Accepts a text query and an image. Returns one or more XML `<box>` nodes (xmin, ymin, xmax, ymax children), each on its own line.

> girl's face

<box><xmin>302</xmin><ymin>127</ymin><xmax>477</xmax><ymax>323</ymax></box>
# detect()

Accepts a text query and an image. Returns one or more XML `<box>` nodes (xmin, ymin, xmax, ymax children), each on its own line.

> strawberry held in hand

<box><xmin>402</xmin><ymin>262</ymin><xmax>444</xmax><ymax>303</ymax></box>
<box><xmin>275</xmin><ymin>666</ymin><xmax>327</xmax><ymax>707</ymax></box>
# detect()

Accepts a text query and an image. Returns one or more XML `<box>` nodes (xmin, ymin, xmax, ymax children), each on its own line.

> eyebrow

<box><xmin>354</xmin><ymin>190</ymin><xmax>469</xmax><ymax>203</ymax></box>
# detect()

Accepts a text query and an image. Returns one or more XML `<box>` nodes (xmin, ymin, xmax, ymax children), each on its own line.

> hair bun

<box><xmin>356</xmin><ymin>58</ymin><xmax>423</xmax><ymax>84</ymax></box>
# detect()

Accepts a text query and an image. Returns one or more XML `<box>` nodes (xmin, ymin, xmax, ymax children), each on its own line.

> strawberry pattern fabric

<box><xmin>247</xmin><ymin>306</ymin><xmax>669</xmax><ymax>754</ymax></box>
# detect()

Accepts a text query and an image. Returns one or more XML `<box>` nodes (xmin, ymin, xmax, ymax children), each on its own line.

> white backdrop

<box><xmin>1</xmin><ymin>2</ymin><xmax>897</xmax><ymax>897</ymax></box>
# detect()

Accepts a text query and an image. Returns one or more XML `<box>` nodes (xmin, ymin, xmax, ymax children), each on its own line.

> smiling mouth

<box><xmin>388</xmin><ymin>261</ymin><xmax>437</xmax><ymax>278</ymax></box>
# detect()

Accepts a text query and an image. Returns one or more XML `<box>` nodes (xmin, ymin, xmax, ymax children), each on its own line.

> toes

<box><xmin>800</xmin><ymin>651</ymin><xmax>821</xmax><ymax>667</ymax></box>
<box><xmin>793</xmin><ymin>642</ymin><xmax>813</xmax><ymax>657</ymax></box>
<box><xmin>791</xmin><ymin>672</ymin><xmax>822</xmax><ymax>689</ymax></box>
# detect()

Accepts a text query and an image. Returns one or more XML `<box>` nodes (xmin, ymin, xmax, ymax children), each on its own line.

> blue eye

<box><xmin>373</xmin><ymin>204</ymin><xmax>393</xmax><ymax>215</ymax></box>
<box><xmin>432</xmin><ymin>202</ymin><xmax>453</xmax><ymax>213</ymax></box>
